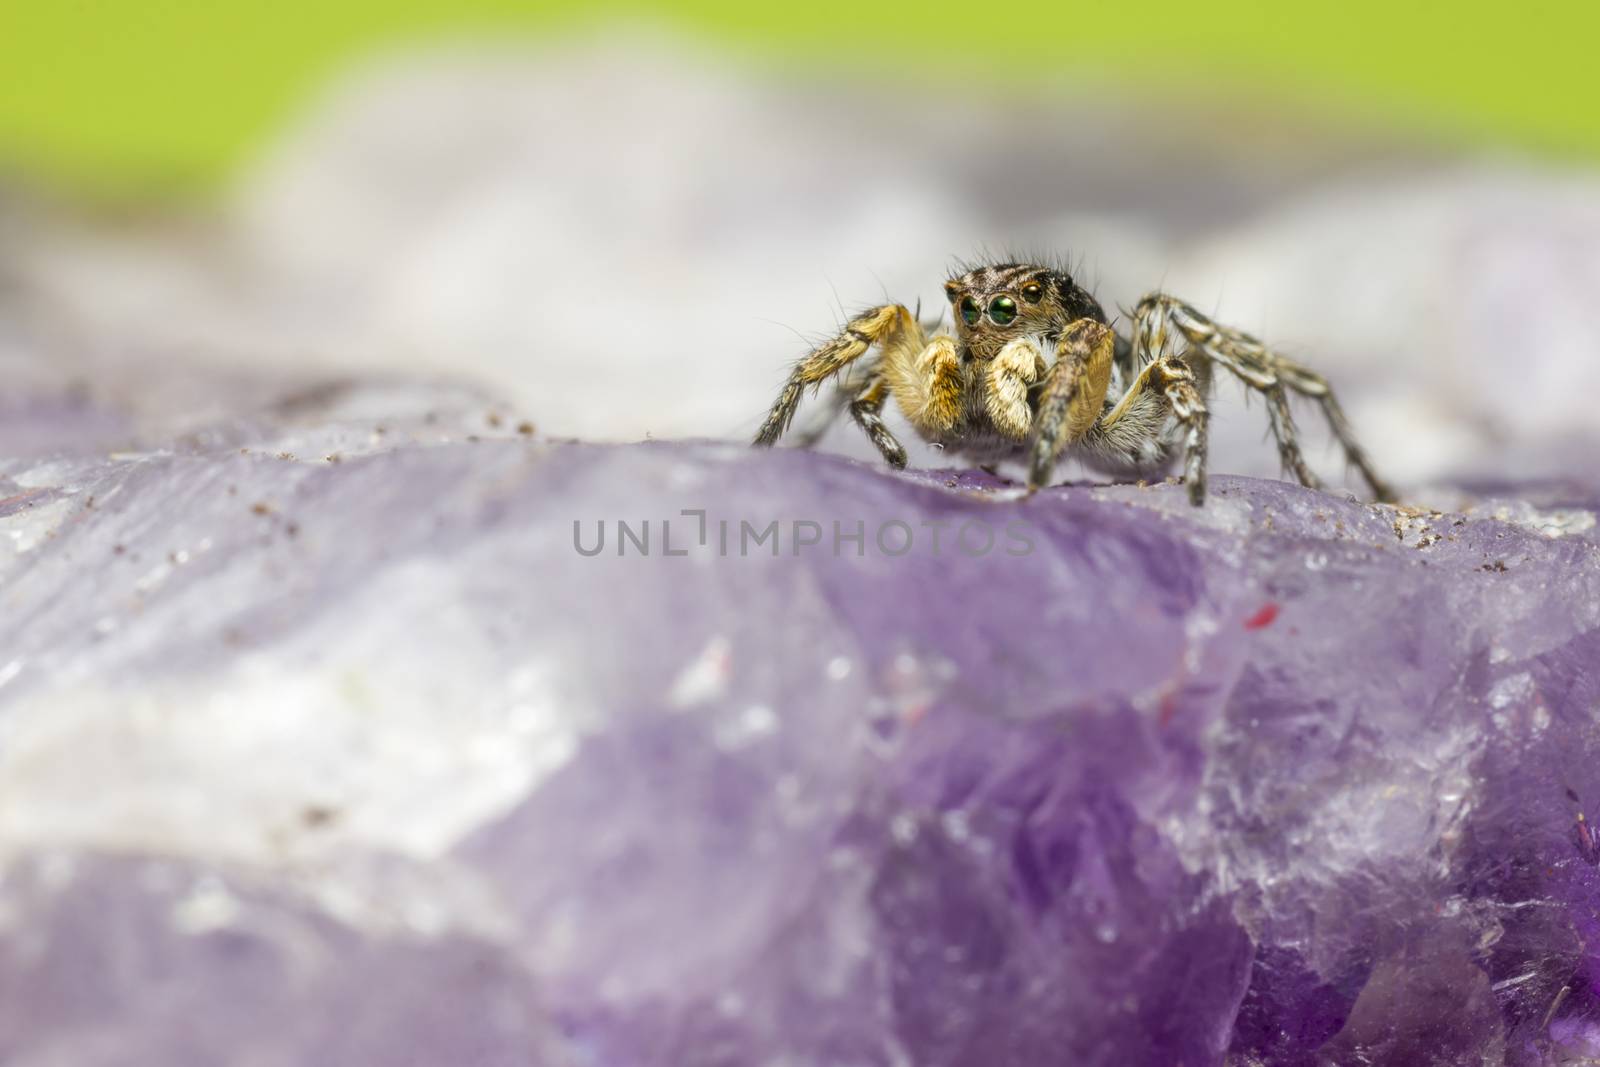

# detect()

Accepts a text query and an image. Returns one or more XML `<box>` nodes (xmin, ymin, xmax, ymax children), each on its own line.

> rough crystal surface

<box><xmin>3</xmin><ymin>377</ymin><xmax>1599</xmax><ymax>1064</ymax></box>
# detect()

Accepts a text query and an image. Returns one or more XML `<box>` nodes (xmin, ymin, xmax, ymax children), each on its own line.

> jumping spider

<box><xmin>752</xmin><ymin>261</ymin><xmax>1393</xmax><ymax>506</ymax></box>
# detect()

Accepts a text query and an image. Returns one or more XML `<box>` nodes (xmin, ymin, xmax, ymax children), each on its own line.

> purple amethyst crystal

<box><xmin>3</xmin><ymin>382</ymin><xmax>1600</xmax><ymax>1065</ymax></box>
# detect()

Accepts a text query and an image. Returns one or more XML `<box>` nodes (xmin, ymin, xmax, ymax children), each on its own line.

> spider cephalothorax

<box><xmin>753</xmin><ymin>259</ymin><xmax>1392</xmax><ymax>507</ymax></box>
<box><xmin>944</xmin><ymin>263</ymin><xmax>1108</xmax><ymax>362</ymax></box>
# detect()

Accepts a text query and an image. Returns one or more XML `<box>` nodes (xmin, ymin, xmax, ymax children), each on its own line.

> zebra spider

<box><xmin>753</xmin><ymin>260</ymin><xmax>1392</xmax><ymax>506</ymax></box>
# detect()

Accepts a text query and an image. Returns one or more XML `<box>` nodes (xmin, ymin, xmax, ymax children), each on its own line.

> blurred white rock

<box><xmin>3</xmin><ymin>34</ymin><xmax>1598</xmax><ymax>487</ymax></box>
<box><xmin>1166</xmin><ymin>169</ymin><xmax>1600</xmax><ymax>482</ymax></box>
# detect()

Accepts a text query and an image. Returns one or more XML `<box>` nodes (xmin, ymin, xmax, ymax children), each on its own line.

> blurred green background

<box><xmin>2</xmin><ymin>0</ymin><xmax>1595</xmax><ymax>194</ymax></box>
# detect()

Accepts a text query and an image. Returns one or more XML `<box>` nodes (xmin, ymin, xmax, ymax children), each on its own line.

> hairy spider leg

<box><xmin>753</xmin><ymin>303</ymin><xmax>919</xmax><ymax>448</ymax></box>
<box><xmin>1130</xmin><ymin>294</ymin><xmax>1394</xmax><ymax>502</ymax></box>
<box><xmin>1028</xmin><ymin>318</ymin><xmax>1117</xmax><ymax>488</ymax></box>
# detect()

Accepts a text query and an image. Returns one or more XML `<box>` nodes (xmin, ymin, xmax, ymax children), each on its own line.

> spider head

<box><xmin>945</xmin><ymin>263</ymin><xmax>1106</xmax><ymax>360</ymax></box>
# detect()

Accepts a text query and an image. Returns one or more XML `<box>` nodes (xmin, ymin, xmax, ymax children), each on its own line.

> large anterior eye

<box><xmin>960</xmin><ymin>296</ymin><xmax>981</xmax><ymax>326</ymax></box>
<box><xmin>988</xmin><ymin>295</ymin><xmax>1018</xmax><ymax>325</ymax></box>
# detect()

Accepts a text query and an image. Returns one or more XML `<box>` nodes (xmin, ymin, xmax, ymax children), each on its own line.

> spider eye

<box><xmin>1021</xmin><ymin>283</ymin><xmax>1044</xmax><ymax>304</ymax></box>
<box><xmin>960</xmin><ymin>296</ymin><xmax>981</xmax><ymax>326</ymax></box>
<box><xmin>988</xmin><ymin>296</ymin><xmax>1018</xmax><ymax>325</ymax></box>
